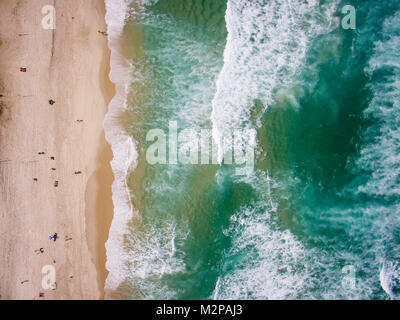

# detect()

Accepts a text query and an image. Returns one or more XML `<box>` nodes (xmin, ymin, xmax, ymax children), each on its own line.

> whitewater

<box><xmin>103</xmin><ymin>0</ymin><xmax>400</xmax><ymax>300</ymax></box>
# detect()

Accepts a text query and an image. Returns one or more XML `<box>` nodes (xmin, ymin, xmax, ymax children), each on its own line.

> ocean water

<box><xmin>104</xmin><ymin>0</ymin><xmax>400</xmax><ymax>299</ymax></box>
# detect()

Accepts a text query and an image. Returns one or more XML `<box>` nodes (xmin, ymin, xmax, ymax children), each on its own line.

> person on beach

<box><xmin>48</xmin><ymin>99</ymin><xmax>55</xmax><ymax>105</ymax></box>
<box><xmin>74</xmin><ymin>171</ymin><xmax>82</xmax><ymax>175</ymax></box>
<box><xmin>49</xmin><ymin>233</ymin><xmax>58</xmax><ymax>242</ymax></box>
<box><xmin>34</xmin><ymin>248</ymin><xmax>44</xmax><ymax>254</ymax></box>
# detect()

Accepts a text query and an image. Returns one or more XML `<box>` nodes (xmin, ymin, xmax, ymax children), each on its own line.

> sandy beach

<box><xmin>0</xmin><ymin>0</ymin><xmax>114</xmax><ymax>299</ymax></box>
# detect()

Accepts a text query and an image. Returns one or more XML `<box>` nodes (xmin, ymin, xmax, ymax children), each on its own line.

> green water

<box><xmin>112</xmin><ymin>0</ymin><xmax>400</xmax><ymax>299</ymax></box>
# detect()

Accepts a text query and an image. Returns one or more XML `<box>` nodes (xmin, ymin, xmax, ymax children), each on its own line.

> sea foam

<box><xmin>104</xmin><ymin>0</ymin><xmax>137</xmax><ymax>293</ymax></box>
<box><xmin>211</xmin><ymin>0</ymin><xmax>338</xmax><ymax>162</ymax></box>
<box><xmin>361</xmin><ymin>12</ymin><xmax>400</xmax><ymax>299</ymax></box>
<box><xmin>210</xmin><ymin>0</ymin><xmax>340</xmax><ymax>299</ymax></box>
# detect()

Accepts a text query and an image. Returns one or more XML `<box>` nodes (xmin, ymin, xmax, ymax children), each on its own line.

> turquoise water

<box><xmin>113</xmin><ymin>0</ymin><xmax>400</xmax><ymax>299</ymax></box>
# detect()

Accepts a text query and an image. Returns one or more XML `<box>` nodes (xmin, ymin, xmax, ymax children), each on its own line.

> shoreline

<box><xmin>103</xmin><ymin>0</ymin><xmax>137</xmax><ymax>296</ymax></box>
<box><xmin>85</xmin><ymin>2</ymin><xmax>116</xmax><ymax>298</ymax></box>
<box><xmin>0</xmin><ymin>0</ymin><xmax>114</xmax><ymax>299</ymax></box>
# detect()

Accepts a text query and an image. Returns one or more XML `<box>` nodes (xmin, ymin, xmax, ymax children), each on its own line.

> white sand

<box><xmin>0</xmin><ymin>0</ymin><xmax>114</xmax><ymax>299</ymax></box>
